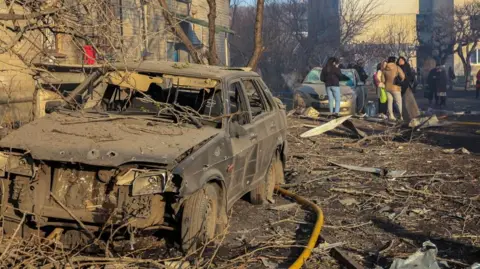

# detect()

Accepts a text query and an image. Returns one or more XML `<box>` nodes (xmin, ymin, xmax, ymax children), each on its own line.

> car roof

<box><xmin>312</xmin><ymin>67</ymin><xmax>356</xmax><ymax>72</ymax></box>
<box><xmin>33</xmin><ymin>61</ymin><xmax>260</xmax><ymax>81</ymax></box>
<box><xmin>113</xmin><ymin>61</ymin><xmax>260</xmax><ymax>80</ymax></box>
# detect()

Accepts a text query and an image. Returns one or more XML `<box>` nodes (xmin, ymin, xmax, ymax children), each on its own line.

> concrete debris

<box><xmin>165</xmin><ymin>261</ymin><xmax>190</xmax><ymax>269</ymax></box>
<box><xmin>300</xmin><ymin>115</ymin><xmax>353</xmax><ymax>138</ymax></box>
<box><xmin>342</xmin><ymin>119</ymin><xmax>367</xmax><ymax>138</ymax></box>
<box><xmin>389</xmin><ymin>241</ymin><xmax>444</xmax><ymax>269</ymax></box>
<box><xmin>269</xmin><ymin>203</ymin><xmax>298</xmax><ymax>211</ymax></box>
<box><xmin>330</xmin><ymin>161</ymin><xmax>406</xmax><ymax>178</ymax></box>
<box><xmin>408</xmin><ymin>115</ymin><xmax>449</xmax><ymax>129</ymax></box>
<box><xmin>470</xmin><ymin>263</ymin><xmax>480</xmax><ymax>269</ymax></box>
<box><xmin>442</xmin><ymin>147</ymin><xmax>470</xmax><ymax>155</ymax></box>
<box><xmin>260</xmin><ymin>257</ymin><xmax>278</xmax><ymax>269</ymax></box>
<box><xmin>339</xmin><ymin>198</ymin><xmax>360</xmax><ymax>207</ymax></box>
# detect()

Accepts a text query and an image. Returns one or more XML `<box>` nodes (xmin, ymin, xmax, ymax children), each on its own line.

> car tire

<box><xmin>181</xmin><ymin>184</ymin><xmax>219</xmax><ymax>254</ymax></box>
<box><xmin>293</xmin><ymin>92</ymin><xmax>306</xmax><ymax>109</ymax></box>
<box><xmin>250</xmin><ymin>157</ymin><xmax>276</xmax><ymax>205</ymax></box>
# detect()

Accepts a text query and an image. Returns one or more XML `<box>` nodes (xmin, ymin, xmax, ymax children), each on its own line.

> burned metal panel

<box><xmin>0</xmin><ymin>114</ymin><xmax>221</xmax><ymax>167</ymax></box>
<box><xmin>173</xmin><ymin>133</ymin><xmax>232</xmax><ymax>198</ymax></box>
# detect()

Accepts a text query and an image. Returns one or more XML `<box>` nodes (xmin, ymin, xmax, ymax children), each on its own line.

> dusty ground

<box><xmin>198</xmin><ymin>116</ymin><xmax>480</xmax><ymax>269</ymax></box>
<box><xmin>1</xmin><ymin>114</ymin><xmax>479</xmax><ymax>269</ymax></box>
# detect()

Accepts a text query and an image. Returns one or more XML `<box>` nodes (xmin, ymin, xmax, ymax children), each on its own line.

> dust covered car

<box><xmin>0</xmin><ymin>61</ymin><xmax>288</xmax><ymax>252</ymax></box>
<box><xmin>294</xmin><ymin>67</ymin><xmax>367</xmax><ymax>115</ymax></box>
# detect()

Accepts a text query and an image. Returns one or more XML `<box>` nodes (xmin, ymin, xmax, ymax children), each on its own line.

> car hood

<box><xmin>297</xmin><ymin>84</ymin><xmax>355</xmax><ymax>97</ymax></box>
<box><xmin>0</xmin><ymin>113</ymin><xmax>221</xmax><ymax>167</ymax></box>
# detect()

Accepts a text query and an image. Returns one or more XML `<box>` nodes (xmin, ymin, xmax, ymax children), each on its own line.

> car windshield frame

<box><xmin>303</xmin><ymin>68</ymin><xmax>355</xmax><ymax>87</ymax></box>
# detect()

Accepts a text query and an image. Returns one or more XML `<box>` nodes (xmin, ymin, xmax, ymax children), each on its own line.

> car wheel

<box><xmin>250</xmin><ymin>157</ymin><xmax>276</xmax><ymax>205</ymax></box>
<box><xmin>294</xmin><ymin>92</ymin><xmax>306</xmax><ymax>109</ymax></box>
<box><xmin>181</xmin><ymin>184</ymin><xmax>219</xmax><ymax>254</ymax></box>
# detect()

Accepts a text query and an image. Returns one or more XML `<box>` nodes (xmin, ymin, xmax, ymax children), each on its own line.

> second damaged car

<box><xmin>0</xmin><ymin>61</ymin><xmax>287</xmax><ymax>252</ymax></box>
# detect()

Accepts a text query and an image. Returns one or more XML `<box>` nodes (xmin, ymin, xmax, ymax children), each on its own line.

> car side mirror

<box><xmin>229</xmin><ymin>121</ymin><xmax>248</xmax><ymax>138</ymax></box>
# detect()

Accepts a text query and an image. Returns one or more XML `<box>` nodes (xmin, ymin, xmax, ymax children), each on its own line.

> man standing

<box><xmin>448</xmin><ymin>66</ymin><xmax>456</xmax><ymax>91</ymax></box>
<box><xmin>476</xmin><ymin>69</ymin><xmax>480</xmax><ymax>99</ymax></box>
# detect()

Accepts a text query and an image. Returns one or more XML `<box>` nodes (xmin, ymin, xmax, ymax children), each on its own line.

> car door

<box><xmin>241</xmin><ymin>78</ymin><xmax>278</xmax><ymax>186</ymax></box>
<box><xmin>226</xmin><ymin>80</ymin><xmax>258</xmax><ymax>203</ymax></box>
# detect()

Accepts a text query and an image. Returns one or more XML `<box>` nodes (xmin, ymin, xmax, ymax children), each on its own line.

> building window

<box><xmin>470</xmin><ymin>49</ymin><xmax>480</xmax><ymax>65</ymax></box>
<box><xmin>167</xmin><ymin>42</ymin><xmax>179</xmax><ymax>62</ymax></box>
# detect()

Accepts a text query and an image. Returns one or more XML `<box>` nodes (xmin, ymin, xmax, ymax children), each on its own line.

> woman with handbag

<box><xmin>382</xmin><ymin>56</ymin><xmax>406</xmax><ymax>121</ymax></box>
<box><xmin>374</xmin><ymin>61</ymin><xmax>388</xmax><ymax>116</ymax></box>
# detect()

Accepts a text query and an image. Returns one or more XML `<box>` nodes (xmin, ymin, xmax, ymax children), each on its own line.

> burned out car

<box><xmin>0</xmin><ymin>61</ymin><xmax>287</xmax><ymax>252</ymax></box>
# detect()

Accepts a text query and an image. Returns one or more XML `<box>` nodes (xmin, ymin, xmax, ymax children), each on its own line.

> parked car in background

<box><xmin>0</xmin><ymin>61</ymin><xmax>287</xmax><ymax>253</ymax></box>
<box><xmin>294</xmin><ymin>67</ymin><xmax>368</xmax><ymax>115</ymax></box>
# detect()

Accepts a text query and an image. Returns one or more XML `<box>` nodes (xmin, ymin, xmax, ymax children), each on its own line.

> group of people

<box><xmin>372</xmin><ymin>56</ymin><xmax>417</xmax><ymax>121</ymax></box>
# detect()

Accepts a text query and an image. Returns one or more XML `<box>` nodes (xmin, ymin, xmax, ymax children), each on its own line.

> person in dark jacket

<box><xmin>320</xmin><ymin>57</ymin><xmax>343</xmax><ymax>115</ymax></box>
<box><xmin>428</xmin><ymin>63</ymin><xmax>448</xmax><ymax>108</ymax></box>
<box><xmin>448</xmin><ymin>66</ymin><xmax>456</xmax><ymax>91</ymax></box>
<box><xmin>354</xmin><ymin>60</ymin><xmax>369</xmax><ymax>83</ymax></box>
<box><xmin>397</xmin><ymin>56</ymin><xmax>414</xmax><ymax>95</ymax></box>
<box><xmin>426</xmin><ymin>67</ymin><xmax>437</xmax><ymax>106</ymax></box>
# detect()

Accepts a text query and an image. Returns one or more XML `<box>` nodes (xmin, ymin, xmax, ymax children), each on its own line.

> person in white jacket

<box><xmin>374</xmin><ymin>61</ymin><xmax>388</xmax><ymax>116</ymax></box>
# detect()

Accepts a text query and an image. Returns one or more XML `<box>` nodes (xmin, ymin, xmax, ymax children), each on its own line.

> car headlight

<box><xmin>116</xmin><ymin>169</ymin><xmax>173</xmax><ymax>196</ymax></box>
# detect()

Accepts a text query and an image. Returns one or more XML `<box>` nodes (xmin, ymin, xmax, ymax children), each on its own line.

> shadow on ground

<box><xmin>370</xmin><ymin>217</ymin><xmax>480</xmax><ymax>265</ymax></box>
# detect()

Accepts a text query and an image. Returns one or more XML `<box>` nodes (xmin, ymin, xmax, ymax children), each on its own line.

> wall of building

<box><xmin>0</xmin><ymin>0</ymin><xmax>232</xmax><ymax>124</ymax></box>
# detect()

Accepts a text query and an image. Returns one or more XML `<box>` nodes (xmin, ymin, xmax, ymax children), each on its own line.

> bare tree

<box><xmin>420</xmin><ymin>1</ymin><xmax>480</xmax><ymax>91</ymax></box>
<box><xmin>340</xmin><ymin>0</ymin><xmax>383</xmax><ymax>45</ymax></box>
<box><xmin>207</xmin><ymin>0</ymin><xmax>218</xmax><ymax>65</ymax></box>
<box><xmin>157</xmin><ymin>0</ymin><xmax>204</xmax><ymax>64</ymax></box>
<box><xmin>452</xmin><ymin>2</ymin><xmax>480</xmax><ymax>90</ymax></box>
<box><xmin>247</xmin><ymin>0</ymin><xmax>265</xmax><ymax>69</ymax></box>
<box><xmin>367</xmin><ymin>19</ymin><xmax>418</xmax><ymax>60</ymax></box>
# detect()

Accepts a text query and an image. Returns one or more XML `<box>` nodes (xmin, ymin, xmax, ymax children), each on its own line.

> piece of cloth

<box><xmin>326</xmin><ymin>86</ymin><xmax>341</xmax><ymax>113</ymax></box>
<box><xmin>321</xmin><ymin>66</ymin><xmax>343</xmax><ymax>87</ymax></box>
<box><xmin>387</xmin><ymin>90</ymin><xmax>402</xmax><ymax>120</ymax></box>
<box><xmin>382</xmin><ymin>63</ymin><xmax>406</xmax><ymax>92</ymax></box>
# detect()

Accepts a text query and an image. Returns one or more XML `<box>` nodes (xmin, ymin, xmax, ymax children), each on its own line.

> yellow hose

<box><xmin>275</xmin><ymin>186</ymin><xmax>325</xmax><ymax>269</ymax></box>
<box><xmin>451</xmin><ymin>121</ymin><xmax>480</xmax><ymax>126</ymax></box>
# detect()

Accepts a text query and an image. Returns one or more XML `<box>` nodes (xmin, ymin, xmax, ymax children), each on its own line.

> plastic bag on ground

<box><xmin>389</xmin><ymin>241</ymin><xmax>443</xmax><ymax>269</ymax></box>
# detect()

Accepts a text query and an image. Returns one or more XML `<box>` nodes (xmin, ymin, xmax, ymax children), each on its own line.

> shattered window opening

<box><xmin>242</xmin><ymin>79</ymin><xmax>268</xmax><ymax>120</ymax></box>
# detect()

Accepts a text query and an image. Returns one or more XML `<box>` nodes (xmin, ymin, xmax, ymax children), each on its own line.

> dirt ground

<box><xmin>205</xmin><ymin>116</ymin><xmax>480</xmax><ymax>268</ymax></box>
<box><xmin>1</xmin><ymin>114</ymin><xmax>479</xmax><ymax>268</ymax></box>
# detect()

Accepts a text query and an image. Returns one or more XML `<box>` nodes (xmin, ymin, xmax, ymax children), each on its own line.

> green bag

<box><xmin>379</xmin><ymin>87</ymin><xmax>387</xmax><ymax>103</ymax></box>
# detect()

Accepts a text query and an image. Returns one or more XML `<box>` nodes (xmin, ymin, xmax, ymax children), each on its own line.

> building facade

<box><xmin>417</xmin><ymin>0</ymin><xmax>479</xmax><ymax>82</ymax></box>
<box><xmin>0</xmin><ymin>0</ymin><xmax>232</xmax><ymax>123</ymax></box>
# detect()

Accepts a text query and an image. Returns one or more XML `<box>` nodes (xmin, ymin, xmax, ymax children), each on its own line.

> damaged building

<box><xmin>0</xmin><ymin>0</ymin><xmax>233</xmax><ymax>124</ymax></box>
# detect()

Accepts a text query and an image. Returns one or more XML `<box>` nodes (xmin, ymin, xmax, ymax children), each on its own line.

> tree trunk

<box><xmin>157</xmin><ymin>0</ymin><xmax>203</xmax><ymax>64</ymax></box>
<box><xmin>464</xmin><ymin>63</ymin><xmax>471</xmax><ymax>91</ymax></box>
<box><xmin>206</xmin><ymin>0</ymin><xmax>218</xmax><ymax>65</ymax></box>
<box><xmin>247</xmin><ymin>0</ymin><xmax>265</xmax><ymax>69</ymax></box>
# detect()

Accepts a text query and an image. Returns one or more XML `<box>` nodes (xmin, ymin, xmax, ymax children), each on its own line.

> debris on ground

<box><xmin>339</xmin><ymin>197</ymin><xmax>360</xmax><ymax>207</ymax></box>
<box><xmin>330</xmin><ymin>161</ymin><xmax>407</xmax><ymax>178</ymax></box>
<box><xmin>388</xmin><ymin>241</ymin><xmax>444</xmax><ymax>269</ymax></box>
<box><xmin>409</xmin><ymin>115</ymin><xmax>444</xmax><ymax>129</ymax></box>
<box><xmin>303</xmin><ymin>107</ymin><xmax>320</xmax><ymax>118</ymax></box>
<box><xmin>442</xmin><ymin>147</ymin><xmax>471</xmax><ymax>155</ymax></box>
<box><xmin>300</xmin><ymin>115</ymin><xmax>353</xmax><ymax>138</ymax></box>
